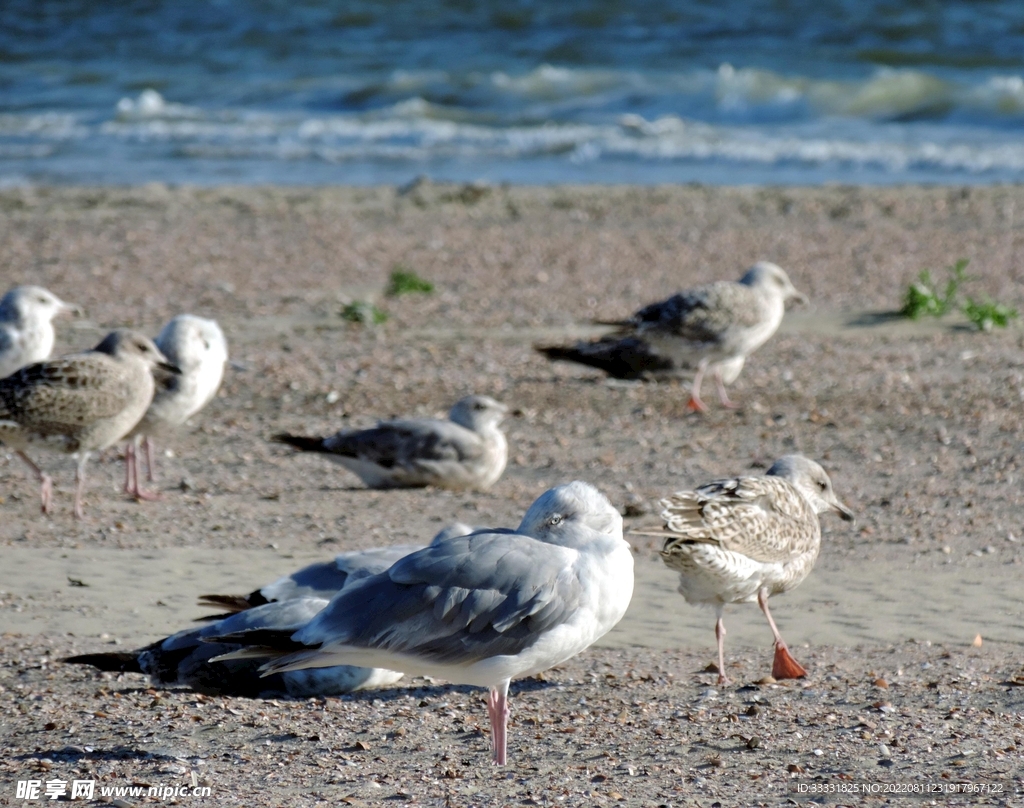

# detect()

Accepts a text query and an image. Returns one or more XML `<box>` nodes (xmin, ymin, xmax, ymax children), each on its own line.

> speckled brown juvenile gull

<box><xmin>0</xmin><ymin>329</ymin><xmax>178</xmax><ymax>518</ymax></box>
<box><xmin>538</xmin><ymin>261</ymin><xmax>806</xmax><ymax>411</ymax></box>
<box><xmin>124</xmin><ymin>314</ymin><xmax>228</xmax><ymax>501</ymax></box>
<box><xmin>273</xmin><ymin>394</ymin><xmax>508</xmax><ymax>491</ymax></box>
<box><xmin>0</xmin><ymin>285</ymin><xmax>81</xmax><ymax>379</ymax></box>
<box><xmin>656</xmin><ymin>455</ymin><xmax>853</xmax><ymax>684</ymax></box>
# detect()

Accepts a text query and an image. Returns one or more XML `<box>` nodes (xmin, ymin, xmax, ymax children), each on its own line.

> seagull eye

<box><xmin>546</xmin><ymin>514</ymin><xmax>563</xmax><ymax>527</ymax></box>
<box><xmin>818</xmin><ymin>480</ymin><xmax>828</xmax><ymax>491</ymax></box>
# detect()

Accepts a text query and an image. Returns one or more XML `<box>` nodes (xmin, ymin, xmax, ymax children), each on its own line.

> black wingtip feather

<box><xmin>272</xmin><ymin>433</ymin><xmax>327</xmax><ymax>452</ymax></box>
<box><xmin>62</xmin><ymin>652</ymin><xmax>142</xmax><ymax>673</ymax></box>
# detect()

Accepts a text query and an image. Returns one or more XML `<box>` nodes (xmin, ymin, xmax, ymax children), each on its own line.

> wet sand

<box><xmin>1</xmin><ymin>183</ymin><xmax>1024</xmax><ymax>806</ymax></box>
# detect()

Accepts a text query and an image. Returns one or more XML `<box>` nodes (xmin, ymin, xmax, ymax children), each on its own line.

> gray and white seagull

<box><xmin>273</xmin><ymin>394</ymin><xmax>508</xmax><ymax>491</ymax></box>
<box><xmin>0</xmin><ymin>285</ymin><xmax>81</xmax><ymax>379</ymax></box>
<box><xmin>208</xmin><ymin>481</ymin><xmax>634</xmax><ymax>765</ymax></box>
<box><xmin>538</xmin><ymin>262</ymin><xmax>807</xmax><ymax>411</ymax></box>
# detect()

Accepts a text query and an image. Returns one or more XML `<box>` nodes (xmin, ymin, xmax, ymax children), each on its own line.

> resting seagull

<box><xmin>538</xmin><ymin>262</ymin><xmax>806</xmax><ymax>411</ymax></box>
<box><xmin>61</xmin><ymin>536</ymin><xmax>464</xmax><ymax>696</ymax></box>
<box><xmin>124</xmin><ymin>315</ymin><xmax>228</xmax><ymax>500</ymax></box>
<box><xmin>0</xmin><ymin>285</ymin><xmax>81</xmax><ymax>379</ymax></box>
<box><xmin>273</xmin><ymin>395</ymin><xmax>508</xmax><ymax>491</ymax></box>
<box><xmin>195</xmin><ymin>526</ymin><xmax>476</xmax><ymax>618</ymax></box>
<box><xmin>208</xmin><ymin>481</ymin><xmax>634</xmax><ymax>765</ymax></box>
<box><xmin>655</xmin><ymin>455</ymin><xmax>853</xmax><ymax>683</ymax></box>
<box><xmin>0</xmin><ymin>330</ymin><xmax>177</xmax><ymax>518</ymax></box>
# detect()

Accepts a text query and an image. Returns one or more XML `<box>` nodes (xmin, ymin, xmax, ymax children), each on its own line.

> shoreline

<box><xmin>2</xmin><ymin>182</ymin><xmax>1023</xmax><ymax>805</ymax></box>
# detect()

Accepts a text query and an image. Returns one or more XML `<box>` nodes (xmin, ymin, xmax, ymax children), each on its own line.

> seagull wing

<box><xmin>0</xmin><ymin>354</ymin><xmax>135</xmax><ymax>430</ymax></box>
<box><xmin>265</xmin><ymin>532</ymin><xmax>582</xmax><ymax>671</ymax></box>
<box><xmin>323</xmin><ymin>418</ymin><xmax>484</xmax><ymax>470</ymax></box>
<box><xmin>660</xmin><ymin>476</ymin><xmax>818</xmax><ymax>564</ymax></box>
<box><xmin>635</xmin><ymin>282</ymin><xmax>763</xmax><ymax>345</ymax></box>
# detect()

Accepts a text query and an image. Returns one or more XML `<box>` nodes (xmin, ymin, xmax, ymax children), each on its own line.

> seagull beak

<box><xmin>159</xmin><ymin>361</ymin><xmax>182</xmax><ymax>375</ymax></box>
<box><xmin>60</xmin><ymin>301</ymin><xmax>85</xmax><ymax>317</ymax></box>
<box><xmin>790</xmin><ymin>289</ymin><xmax>809</xmax><ymax>306</ymax></box>
<box><xmin>832</xmin><ymin>499</ymin><xmax>855</xmax><ymax>522</ymax></box>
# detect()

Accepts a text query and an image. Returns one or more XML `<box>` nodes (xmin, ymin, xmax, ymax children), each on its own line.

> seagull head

<box><xmin>517</xmin><ymin>480</ymin><xmax>623</xmax><ymax>547</ymax></box>
<box><xmin>766</xmin><ymin>454</ymin><xmax>854</xmax><ymax>522</ymax></box>
<box><xmin>94</xmin><ymin>329</ymin><xmax>180</xmax><ymax>375</ymax></box>
<box><xmin>740</xmin><ymin>262</ymin><xmax>808</xmax><ymax>306</ymax></box>
<box><xmin>0</xmin><ymin>285</ymin><xmax>82</xmax><ymax>325</ymax></box>
<box><xmin>155</xmin><ymin>314</ymin><xmax>229</xmax><ymax>374</ymax></box>
<box><xmin>449</xmin><ymin>394</ymin><xmax>508</xmax><ymax>431</ymax></box>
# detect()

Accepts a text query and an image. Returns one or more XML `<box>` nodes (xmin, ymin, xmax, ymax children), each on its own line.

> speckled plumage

<box><xmin>658</xmin><ymin>455</ymin><xmax>853</xmax><ymax>683</ymax></box>
<box><xmin>274</xmin><ymin>395</ymin><xmax>508</xmax><ymax>491</ymax></box>
<box><xmin>538</xmin><ymin>262</ymin><xmax>806</xmax><ymax>410</ymax></box>
<box><xmin>0</xmin><ymin>329</ymin><xmax>175</xmax><ymax>518</ymax></box>
<box><xmin>0</xmin><ymin>286</ymin><xmax>80</xmax><ymax>379</ymax></box>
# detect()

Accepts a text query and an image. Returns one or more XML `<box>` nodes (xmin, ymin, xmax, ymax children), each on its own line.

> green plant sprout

<box><xmin>386</xmin><ymin>266</ymin><xmax>434</xmax><ymax>297</ymax></box>
<box><xmin>900</xmin><ymin>258</ymin><xmax>969</xmax><ymax>320</ymax></box>
<box><xmin>341</xmin><ymin>301</ymin><xmax>388</xmax><ymax>325</ymax></box>
<box><xmin>962</xmin><ymin>297</ymin><xmax>1018</xmax><ymax>331</ymax></box>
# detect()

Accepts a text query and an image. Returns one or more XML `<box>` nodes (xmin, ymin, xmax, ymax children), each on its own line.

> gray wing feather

<box><xmin>295</xmin><ymin>532</ymin><xmax>580</xmax><ymax>664</ymax></box>
<box><xmin>260</xmin><ymin>544</ymin><xmax>424</xmax><ymax>602</ymax></box>
<box><xmin>636</xmin><ymin>283</ymin><xmax>762</xmax><ymax>343</ymax></box>
<box><xmin>323</xmin><ymin>419</ymin><xmax>482</xmax><ymax>469</ymax></box>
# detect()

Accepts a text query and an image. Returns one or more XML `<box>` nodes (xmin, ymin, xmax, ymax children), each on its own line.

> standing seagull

<box><xmin>124</xmin><ymin>315</ymin><xmax>228</xmax><ymax>500</ymax></box>
<box><xmin>209</xmin><ymin>481</ymin><xmax>634</xmax><ymax>765</ymax></box>
<box><xmin>0</xmin><ymin>330</ymin><xmax>178</xmax><ymax>518</ymax></box>
<box><xmin>538</xmin><ymin>262</ymin><xmax>807</xmax><ymax>411</ymax></box>
<box><xmin>0</xmin><ymin>286</ymin><xmax>81</xmax><ymax>379</ymax></box>
<box><xmin>658</xmin><ymin>456</ymin><xmax>853</xmax><ymax>684</ymax></box>
<box><xmin>273</xmin><ymin>395</ymin><xmax>508</xmax><ymax>491</ymax></box>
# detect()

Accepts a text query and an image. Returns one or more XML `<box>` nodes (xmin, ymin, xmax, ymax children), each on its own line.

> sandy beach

<box><xmin>2</xmin><ymin>183</ymin><xmax>1024</xmax><ymax>806</ymax></box>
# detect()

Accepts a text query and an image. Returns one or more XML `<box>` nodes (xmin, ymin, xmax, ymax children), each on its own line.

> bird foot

<box><xmin>716</xmin><ymin>671</ymin><xmax>731</xmax><ymax>686</ymax></box>
<box><xmin>131</xmin><ymin>488</ymin><xmax>163</xmax><ymax>502</ymax></box>
<box><xmin>771</xmin><ymin>642</ymin><xmax>807</xmax><ymax>680</ymax></box>
<box><xmin>686</xmin><ymin>395</ymin><xmax>708</xmax><ymax>413</ymax></box>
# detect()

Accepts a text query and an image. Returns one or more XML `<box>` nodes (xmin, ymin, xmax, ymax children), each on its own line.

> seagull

<box><xmin>0</xmin><ymin>285</ymin><xmax>81</xmax><ymax>379</ymax></box>
<box><xmin>123</xmin><ymin>315</ymin><xmax>228</xmax><ymax>500</ymax></box>
<box><xmin>61</xmin><ymin>535</ymin><xmax>457</xmax><ymax>698</ymax></box>
<box><xmin>63</xmin><ymin>597</ymin><xmax>406</xmax><ymax>697</ymax></box>
<box><xmin>64</xmin><ymin>530</ymin><xmax>477</xmax><ymax>695</ymax></box>
<box><xmin>208</xmin><ymin>481</ymin><xmax>634</xmax><ymax>765</ymax></box>
<box><xmin>273</xmin><ymin>395</ymin><xmax>509</xmax><ymax>491</ymax></box>
<box><xmin>657</xmin><ymin>455</ymin><xmax>853</xmax><ymax>684</ymax></box>
<box><xmin>538</xmin><ymin>262</ymin><xmax>807</xmax><ymax>411</ymax></box>
<box><xmin>195</xmin><ymin>525</ymin><xmax>477</xmax><ymax>618</ymax></box>
<box><xmin>0</xmin><ymin>329</ymin><xmax>178</xmax><ymax>518</ymax></box>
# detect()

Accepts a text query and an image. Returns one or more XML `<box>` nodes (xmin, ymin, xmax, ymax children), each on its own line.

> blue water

<box><xmin>3</xmin><ymin>0</ymin><xmax>1024</xmax><ymax>186</ymax></box>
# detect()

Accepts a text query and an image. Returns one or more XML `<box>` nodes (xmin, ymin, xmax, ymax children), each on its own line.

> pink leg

<box><xmin>686</xmin><ymin>359</ymin><xmax>709</xmax><ymax>413</ymax></box>
<box><xmin>713</xmin><ymin>368</ymin><xmax>739</xmax><ymax>409</ymax></box>
<box><xmin>73</xmin><ymin>454</ymin><xmax>90</xmax><ymax>520</ymax></box>
<box><xmin>486</xmin><ymin>681</ymin><xmax>510</xmax><ymax>765</ymax></box>
<box><xmin>16</xmin><ymin>451</ymin><xmax>53</xmax><ymax>514</ymax></box>
<box><xmin>757</xmin><ymin>588</ymin><xmax>807</xmax><ymax>680</ymax></box>
<box><xmin>715</xmin><ymin>612</ymin><xmax>730</xmax><ymax>685</ymax></box>
<box><xmin>123</xmin><ymin>441</ymin><xmax>135</xmax><ymax>495</ymax></box>
<box><xmin>144</xmin><ymin>436</ymin><xmax>157</xmax><ymax>482</ymax></box>
<box><xmin>125</xmin><ymin>437</ymin><xmax>161</xmax><ymax>502</ymax></box>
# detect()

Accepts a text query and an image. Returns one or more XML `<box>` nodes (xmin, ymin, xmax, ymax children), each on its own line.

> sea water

<box><xmin>2</xmin><ymin>0</ymin><xmax>1024</xmax><ymax>186</ymax></box>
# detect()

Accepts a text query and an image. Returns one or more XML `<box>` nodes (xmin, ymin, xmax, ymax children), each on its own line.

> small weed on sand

<box><xmin>901</xmin><ymin>258</ymin><xmax>968</xmax><ymax>319</ymax></box>
<box><xmin>387</xmin><ymin>266</ymin><xmax>434</xmax><ymax>296</ymax></box>
<box><xmin>341</xmin><ymin>301</ymin><xmax>388</xmax><ymax>324</ymax></box>
<box><xmin>963</xmin><ymin>297</ymin><xmax>1018</xmax><ymax>331</ymax></box>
